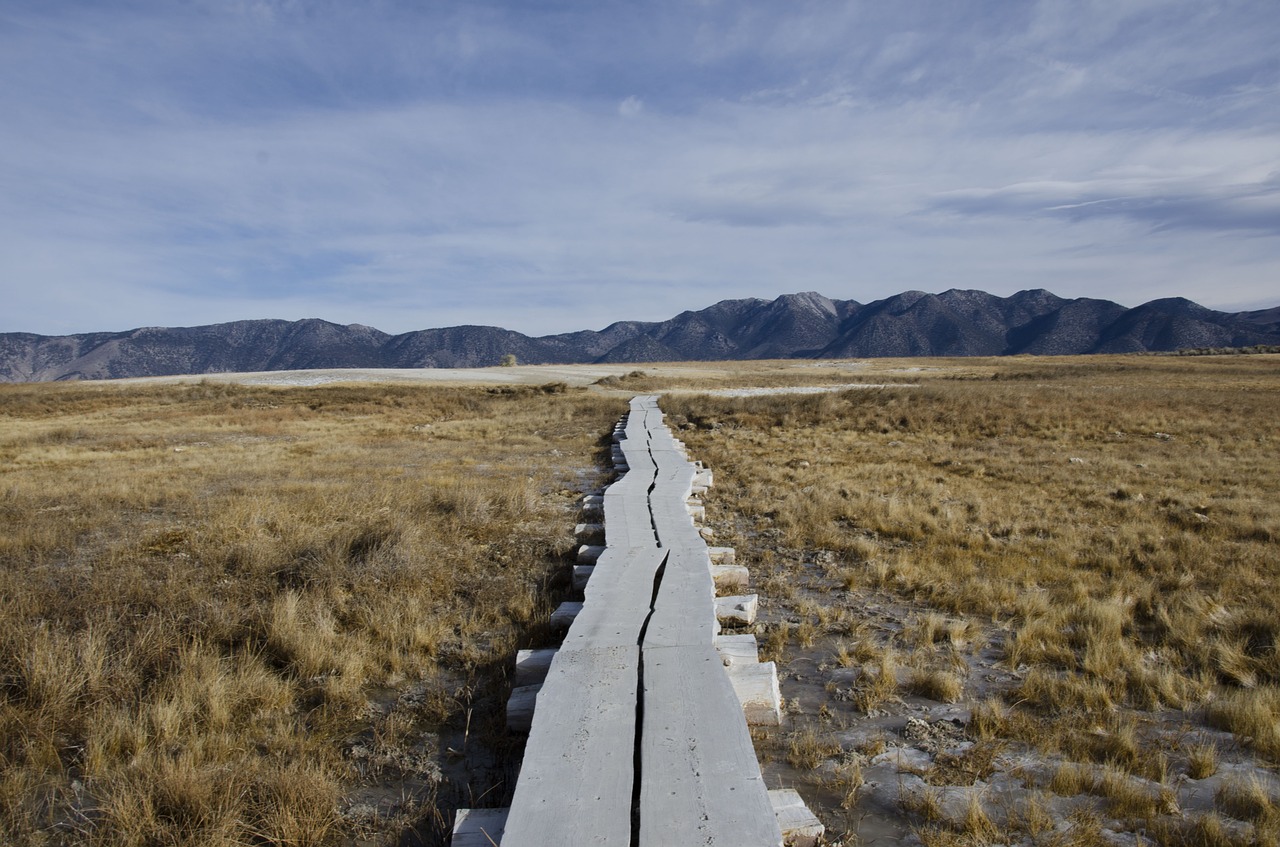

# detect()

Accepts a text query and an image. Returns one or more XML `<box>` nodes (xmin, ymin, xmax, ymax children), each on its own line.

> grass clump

<box><xmin>786</xmin><ymin>726</ymin><xmax>841</xmax><ymax>770</ymax></box>
<box><xmin>1206</xmin><ymin>687</ymin><xmax>1280</xmax><ymax>760</ymax></box>
<box><xmin>906</xmin><ymin>668</ymin><xmax>965</xmax><ymax>703</ymax></box>
<box><xmin>1187</xmin><ymin>739</ymin><xmax>1220</xmax><ymax>780</ymax></box>
<box><xmin>1215</xmin><ymin>774</ymin><xmax>1279</xmax><ymax>825</ymax></box>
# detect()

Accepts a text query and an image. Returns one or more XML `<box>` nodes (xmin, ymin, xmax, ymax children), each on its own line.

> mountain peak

<box><xmin>775</xmin><ymin>291</ymin><xmax>838</xmax><ymax>316</ymax></box>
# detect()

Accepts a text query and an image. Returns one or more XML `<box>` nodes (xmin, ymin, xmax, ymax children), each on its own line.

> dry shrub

<box><xmin>967</xmin><ymin>698</ymin><xmax>1007</xmax><ymax>741</ymax></box>
<box><xmin>1099</xmin><ymin>765</ymin><xmax>1159</xmax><ymax>818</ymax></box>
<box><xmin>852</xmin><ymin>649</ymin><xmax>899</xmax><ymax>713</ymax></box>
<box><xmin>836</xmin><ymin>760</ymin><xmax>864</xmax><ymax>809</ymax></box>
<box><xmin>1149</xmin><ymin>812</ymin><xmax>1253</xmax><ymax>847</ymax></box>
<box><xmin>1050</xmin><ymin>762</ymin><xmax>1097</xmax><ymax>796</ymax></box>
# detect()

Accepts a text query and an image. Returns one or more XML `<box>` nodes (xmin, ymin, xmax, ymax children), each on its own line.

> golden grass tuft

<box><xmin>1187</xmin><ymin>739</ymin><xmax>1220</xmax><ymax>780</ymax></box>
<box><xmin>785</xmin><ymin>726</ymin><xmax>842</xmax><ymax>770</ymax></box>
<box><xmin>906</xmin><ymin>667</ymin><xmax>965</xmax><ymax>703</ymax></box>
<box><xmin>1215</xmin><ymin>774</ymin><xmax>1279</xmax><ymax>825</ymax></box>
<box><xmin>1206</xmin><ymin>687</ymin><xmax>1280</xmax><ymax>759</ymax></box>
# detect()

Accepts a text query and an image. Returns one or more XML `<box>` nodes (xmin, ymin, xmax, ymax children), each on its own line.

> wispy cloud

<box><xmin>1</xmin><ymin>0</ymin><xmax>1277</xmax><ymax>336</ymax></box>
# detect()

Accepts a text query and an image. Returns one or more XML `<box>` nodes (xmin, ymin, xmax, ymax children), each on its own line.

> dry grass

<box><xmin>1215</xmin><ymin>774</ymin><xmax>1279</xmax><ymax>826</ymax></box>
<box><xmin>786</xmin><ymin>725</ymin><xmax>842</xmax><ymax>770</ymax></box>
<box><xmin>1188</xmin><ymin>739</ymin><xmax>1220</xmax><ymax>780</ymax></box>
<box><xmin>906</xmin><ymin>668</ymin><xmax>965</xmax><ymax>704</ymax></box>
<box><xmin>0</xmin><ymin>380</ymin><xmax>624</xmax><ymax>845</ymax></box>
<box><xmin>663</xmin><ymin>354</ymin><xmax>1280</xmax><ymax>837</ymax></box>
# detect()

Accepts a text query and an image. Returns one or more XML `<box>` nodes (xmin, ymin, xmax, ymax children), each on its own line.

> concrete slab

<box><xmin>639</xmin><ymin>645</ymin><xmax>783</xmax><ymax>847</ymax></box>
<box><xmin>502</xmin><ymin>646</ymin><xmax>640</xmax><ymax>847</ymax></box>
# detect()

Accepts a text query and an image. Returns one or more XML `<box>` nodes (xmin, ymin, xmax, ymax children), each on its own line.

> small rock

<box><xmin>1069</xmin><ymin>457</ymin><xmax>1085</xmax><ymax>464</ymax></box>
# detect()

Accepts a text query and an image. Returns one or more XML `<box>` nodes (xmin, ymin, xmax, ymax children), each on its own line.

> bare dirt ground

<box><xmin>119</xmin><ymin>362</ymin><xmax>737</xmax><ymax>388</ymax></box>
<box><xmin>117</xmin><ymin>358</ymin><xmax>930</xmax><ymax>393</ymax></box>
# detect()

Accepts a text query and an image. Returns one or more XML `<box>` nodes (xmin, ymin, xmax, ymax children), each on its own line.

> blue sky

<box><xmin>2</xmin><ymin>1</ymin><xmax>1277</xmax><ymax>337</ymax></box>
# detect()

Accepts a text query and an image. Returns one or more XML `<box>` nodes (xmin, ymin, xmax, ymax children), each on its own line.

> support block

<box><xmin>769</xmin><ymin>789</ymin><xmax>825</xmax><ymax>847</ymax></box>
<box><xmin>714</xmin><ymin>634</ymin><xmax>759</xmax><ymax>666</ymax></box>
<box><xmin>514</xmin><ymin>648</ymin><xmax>557</xmax><ymax>686</ymax></box>
<box><xmin>726</xmin><ymin>661</ymin><xmax>782</xmax><ymax>726</ymax></box>
<box><xmin>549</xmin><ymin>601</ymin><xmax>583</xmax><ymax>629</ymax></box>
<box><xmin>452</xmin><ymin>808</ymin><xmax>509</xmax><ymax>847</ymax></box>
<box><xmin>715</xmin><ymin>594</ymin><xmax>758</xmax><ymax>626</ymax></box>
<box><xmin>708</xmin><ymin>546</ymin><xmax>736</xmax><ymax>564</ymax></box>
<box><xmin>507</xmin><ymin>684</ymin><xmax>541</xmax><ymax>732</ymax></box>
<box><xmin>576</xmin><ymin>545</ymin><xmax>605</xmax><ymax>564</ymax></box>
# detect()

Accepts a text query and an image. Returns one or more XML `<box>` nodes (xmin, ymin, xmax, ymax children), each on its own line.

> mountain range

<box><xmin>3</xmin><ymin>289</ymin><xmax>1278</xmax><ymax>382</ymax></box>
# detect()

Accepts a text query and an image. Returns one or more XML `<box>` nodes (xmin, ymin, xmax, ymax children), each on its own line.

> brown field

<box><xmin>663</xmin><ymin>354</ymin><xmax>1280</xmax><ymax>846</ymax></box>
<box><xmin>0</xmin><ymin>380</ymin><xmax>625</xmax><ymax>845</ymax></box>
<box><xmin>2</xmin><ymin>354</ymin><xmax>1278</xmax><ymax>846</ymax></box>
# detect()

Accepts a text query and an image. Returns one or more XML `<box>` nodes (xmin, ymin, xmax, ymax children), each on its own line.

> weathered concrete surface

<box><xmin>726</xmin><ymin>661</ymin><xmax>784</xmax><ymax>726</ymax></box>
<box><xmin>715</xmin><ymin>593</ymin><xmax>760</xmax><ymax>626</ymax></box>
<box><xmin>513</xmin><ymin>649</ymin><xmax>556</xmax><ymax>686</ymax></box>
<box><xmin>501</xmin><ymin>395</ymin><xmax>813</xmax><ymax>847</ymax></box>
<box><xmin>501</xmin><ymin>646</ymin><xmax>639</xmax><ymax>847</ymax></box>
<box><xmin>714</xmin><ymin>633</ymin><xmax>760</xmax><ymax>666</ymax></box>
<box><xmin>640</xmin><ymin>645</ymin><xmax>784</xmax><ymax>847</ymax></box>
<box><xmin>451</xmin><ymin>808</ymin><xmax>508</xmax><ymax>847</ymax></box>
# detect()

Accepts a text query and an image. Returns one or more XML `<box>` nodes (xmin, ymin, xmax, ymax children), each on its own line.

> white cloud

<box><xmin>618</xmin><ymin>96</ymin><xmax>644</xmax><ymax>118</ymax></box>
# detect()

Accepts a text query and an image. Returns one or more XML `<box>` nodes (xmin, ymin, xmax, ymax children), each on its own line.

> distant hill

<box><xmin>3</xmin><ymin>289</ymin><xmax>1278</xmax><ymax>382</ymax></box>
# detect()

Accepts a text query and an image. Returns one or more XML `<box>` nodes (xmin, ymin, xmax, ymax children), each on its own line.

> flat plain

<box><xmin>2</xmin><ymin>354</ymin><xmax>1277</xmax><ymax>846</ymax></box>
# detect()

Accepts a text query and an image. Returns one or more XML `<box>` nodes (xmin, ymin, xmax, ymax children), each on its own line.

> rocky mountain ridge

<box><xmin>3</xmin><ymin>289</ymin><xmax>1278</xmax><ymax>382</ymax></box>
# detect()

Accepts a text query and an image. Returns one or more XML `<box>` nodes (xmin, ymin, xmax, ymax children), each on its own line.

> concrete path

<box><xmin>456</xmin><ymin>396</ymin><xmax>819</xmax><ymax>846</ymax></box>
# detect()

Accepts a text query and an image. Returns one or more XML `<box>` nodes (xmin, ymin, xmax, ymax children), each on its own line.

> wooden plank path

<box><xmin>455</xmin><ymin>396</ymin><xmax>820</xmax><ymax>847</ymax></box>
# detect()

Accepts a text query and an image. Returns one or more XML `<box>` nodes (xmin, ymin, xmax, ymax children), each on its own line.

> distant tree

<box><xmin>500</xmin><ymin>353</ymin><xmax>518</xmax><ymax>367</ymax></box>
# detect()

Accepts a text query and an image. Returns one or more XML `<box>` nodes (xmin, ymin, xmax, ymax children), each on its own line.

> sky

<box><xmin>2</xmin><ymin>0</ymin><xmax>1278</xmax><ymax>337</ymax></box>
